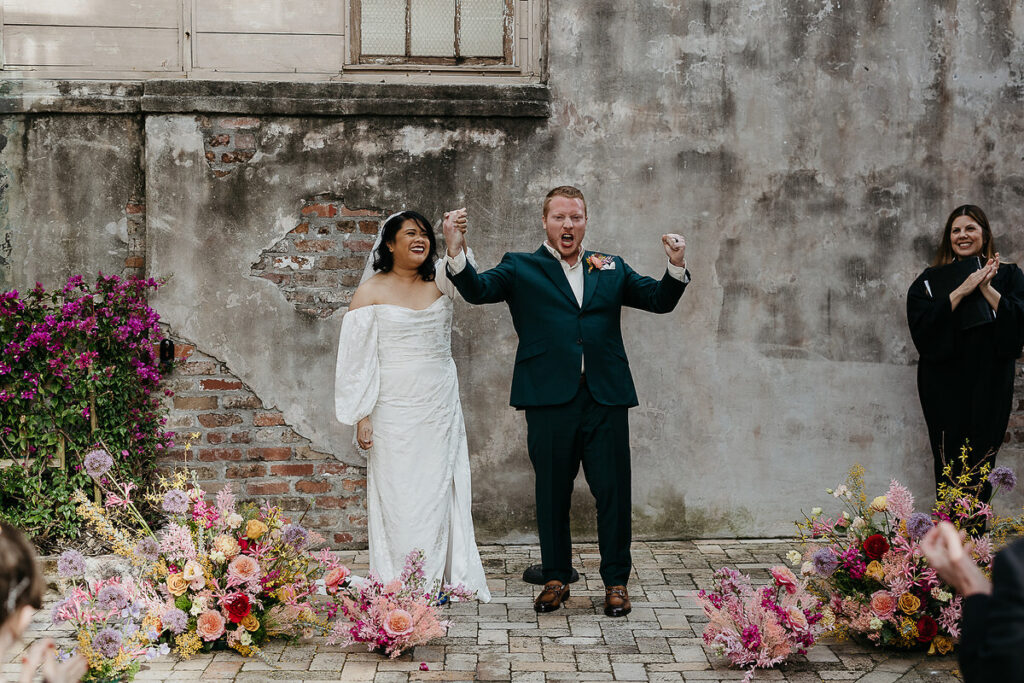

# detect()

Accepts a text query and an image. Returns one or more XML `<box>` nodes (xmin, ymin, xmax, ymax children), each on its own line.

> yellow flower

<box><xmin>245</xmin><ymin>519</ymin><xmax>269</xmax><ymax>540</ymax></box>
<box><xmin>931</xmin><ymin>635</ymin><xmax>954</xmax><ymax>655</ymax></box>
<box><xmin>864</xmin><ymin>560</ymin><xmax>885</xmax><ymax>582</ymax></box>
<box><xmin>869</xmin><ymin>496</ymin><xmax>888</xmax><ymax>512</ymax></box>
<box><xmin>897</xmin><ymin>592</ymin><xmax>921</xmax><ymax>615</ymax></box>
<box><xmin>166</xmin><ymin>573</ymin><xmax>189</xmax><ymax>596</ymax></box>
<box><xmin>241</xmin><ymin>614</ymin><xmax>260</xmax><ymax>632</ymax></box>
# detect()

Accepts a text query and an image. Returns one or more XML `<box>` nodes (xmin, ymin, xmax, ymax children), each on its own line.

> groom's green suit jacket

<box><xmin>448</xmin><ymin>247</ymin><xmax>688</xmax><ymax>409</ymax></box>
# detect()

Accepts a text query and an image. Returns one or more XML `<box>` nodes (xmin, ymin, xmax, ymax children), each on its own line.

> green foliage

<box><xmin>0</xmin><ymin>274</ymin><xmax>173</xmax><ymax>549</ymax></box>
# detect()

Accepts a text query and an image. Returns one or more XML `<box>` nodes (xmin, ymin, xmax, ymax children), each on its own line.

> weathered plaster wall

<box><xmin>4</xmin><ymin>1</ymin><xmax>1024</xmax><ymax>543</ymax></box>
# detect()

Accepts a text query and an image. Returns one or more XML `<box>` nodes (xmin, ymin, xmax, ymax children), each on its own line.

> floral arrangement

<box><xmin>794</xmin><ymin>455</ymin><xmax>1022</xmax><ymax>654</ymax></box>
<box><xmin>52</xmin><ymin>552</ymin><xmax>166</xmax><ymax>683</ymax></box>
<box><xmin>62</xmin><ymin>436</ymin><xmax>331</xmax><ymax>674</ymax></box>
<box><xmin>324</xmin><ymin>549</ymin><xmax>474</xmax><ymax>658</ymax></box>
<box><xmin>695</xmin><ymin>565</ymin><xmax>825</xmax><ymax>681</ymax></box>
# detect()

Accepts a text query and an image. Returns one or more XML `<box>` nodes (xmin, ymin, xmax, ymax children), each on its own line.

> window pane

<box><xmin>410</xmin><ymin>0</ymin><xmax>455</xmax><ymax>57</ymax></box>
<box><xmin>362</xmin><ymin>0</ymin><xmax>406</xmax><ymax>55</ymax></box>
<box><xmin>459</xmin><ymin>0</ymin><xmax>505</xmax><ymax>57</ymax></box>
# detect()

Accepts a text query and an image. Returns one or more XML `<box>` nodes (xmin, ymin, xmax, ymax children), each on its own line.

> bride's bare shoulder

<box><xmin>350</xmin><ymin>274</ymin><xmax>387</xmax><ymax>310</ymax></box>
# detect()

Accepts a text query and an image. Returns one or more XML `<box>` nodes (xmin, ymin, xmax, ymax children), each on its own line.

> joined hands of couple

<box><xmin>441</xmin><ymin>208</ymin><xmax>688</xmax><ymax>268</ymax></box>
<box><xmin>951</xmin><ymin>253</ymin><xmax>1002</xmax><ymax>312</ymax></box>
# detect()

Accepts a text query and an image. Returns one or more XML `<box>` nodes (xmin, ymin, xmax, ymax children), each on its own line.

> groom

<box><xmin>442</xmin><ymin>186</ymin><xmax>689</xmax><ymax>617</ymax></box>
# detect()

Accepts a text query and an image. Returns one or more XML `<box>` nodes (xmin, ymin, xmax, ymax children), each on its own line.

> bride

<box><xmin>334</xmin><ymin>209</ymin><xmax>490</xmax><ymax>601</ymax></box>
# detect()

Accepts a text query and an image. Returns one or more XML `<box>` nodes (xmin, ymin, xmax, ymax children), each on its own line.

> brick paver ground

<box><xmin>6</xmin><ymin>540</ymin><xmax>960</xmax><ymax>682</ymax></box>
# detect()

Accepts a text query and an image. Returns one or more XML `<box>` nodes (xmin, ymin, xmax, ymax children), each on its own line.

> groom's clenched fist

<box><xmin>443</xmin><ymin>208</ymin><xmax>468</xmax><ymax>257</ymax></box>
<box><xmin>662</xmin><ymin>233</ymin><xmax>686</xmax><ymax>268</ymax></box>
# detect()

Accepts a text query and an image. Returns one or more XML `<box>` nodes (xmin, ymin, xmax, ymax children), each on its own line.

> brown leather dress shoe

<box><xmin>604</xmin><ymin>585</ymin><xmax>631</xmax><ymax>617</ymax></box>
<box><xmin>534</xmin><ymin>580</ymin><xmax>570</xmax><ymax>613</ymax></box>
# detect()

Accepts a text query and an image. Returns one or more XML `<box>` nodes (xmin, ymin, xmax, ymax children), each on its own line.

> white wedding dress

<box><xmin>334</xmin><ymin>261</ymin><xmax>490</xmax><ymax>601</ymax></box>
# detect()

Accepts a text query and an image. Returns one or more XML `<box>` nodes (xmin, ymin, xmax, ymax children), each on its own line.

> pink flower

<box><xmin>785</xmin><ymin>606</ymin><xmax>808</xmax><ymax>630</ymax></box>
<box><xmin>228</xmin><ymin>555</ymin><xmax>260</xmax><ymax>582</ymax></box>
<box><xmin>196</xmin><ymin>610</ymin><xmax>226</xmax><ymax>641</ymax></box>
<box><xmin>382</xmin><ymin>608</ymin><xmax>415</xmax><ymax>637</ymax></box>
<box><xmin>324</xmin><ymin>566</ymin><xmax>351</xmax><ymax>595</ymax></box>
<box><xmin>419</xmin><ymin>663</ymin><xmax>429</xmax><ymax>671</ymax></box>
<box><xmin>869</xmin><ymin>590</ymin><xmax>897</xmax><ymax>619</ymax></box>
<box><xmin>770</xmin><ymin>566</ymin><xmax>798</xmax><ymax>594</ymax></box>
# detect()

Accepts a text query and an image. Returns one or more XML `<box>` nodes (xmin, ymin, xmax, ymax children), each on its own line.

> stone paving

<box><xmin>6</xmin><ymin>540</ymin><xmax>961</xmax><ymax>682</ymax></box>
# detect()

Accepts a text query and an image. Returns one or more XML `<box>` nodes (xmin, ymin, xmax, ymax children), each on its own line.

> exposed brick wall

<box><xmin>123</xmin><ymin>199</ymin><xmax>145</xmax><ymax>278</ymax></box>
<box><xmin>249</xmin><ymin>196</ymin><xmax>382</xmax><ymax>318</ymax></box>
<box><xmin>197</xmin><ymin>116</ymin><xmax>259</xmax><ymax>178</ymax></box>
<box><xmin>160</xmin><ymin>336</ymin><xmax>367</xmax><ymax>548</ymax></box>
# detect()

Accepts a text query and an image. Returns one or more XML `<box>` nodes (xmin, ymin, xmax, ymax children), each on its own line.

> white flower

<box><xmin>811</xmin><ymin>507</ymin><xmax>822</xmax><ymax>516</ymax></box>
<box><xmin>842</xmin><ymin>511</ymin><xmax>850</xmax><ymax>519</ymax></box>
<box><xmin>931</xmin><ymin>587</ymin><xmax>952</xmax><ymax>602</ymax></box>
<box><xmin>189</xmin><ymin>596</ymin><xmax>207</xmax><ymax>616</ymax></box>
<box><xmin>239</xmin><ymin>630</ymin><xmax>252</xmax><ymax>646</ymax></box>
<box><xmin>800</xmin><ymin>561</ymin><xmax>814</xmax><ymax>576</ymax></box>
<box><xmin>851</xmin><ymin>516</ymin><xmax>866</xmax><ymax>529</ymax></box>
<box><xmin>786</xmin><ymin>550</ymin><xmax>802</xmax><ymax>566</ymax></box>
<box><xmin>869</xmin><ymin>617</ymin><xmax>883</xmax><ymax>630</ymax></box>
<box><xmin>833</xmin><ymin>485</ymin><xmax>850</xmax><ymax>498</ymax></box>
<box><xmin>209</xmin><ymin>550</ymin><xmax>226</xmax><ymax>564</ymax></box>
<box><xmin>226</xmin><ymin>513</ymin><xmax>243</xmax><ymax>529</ymax></box>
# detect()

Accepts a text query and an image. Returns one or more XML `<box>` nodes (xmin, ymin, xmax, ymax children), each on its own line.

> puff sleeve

<box><xmin>334</xmin><ymin>307</ymin><xmax>380</xmax><ymax>425</ymax></box>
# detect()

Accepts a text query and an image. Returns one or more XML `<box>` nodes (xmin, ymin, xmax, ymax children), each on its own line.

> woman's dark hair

<box><xmin>371</xmin><ymin>210</ymin><xmax>437</xmax><ymax>282</ymax></box>
<box><xmin>933</xmin><ymin>204</ymin><xmax>996</xmax><ymax>267</ymax></box>
<box><xmin>0</xmin><ymin>521</ymin><xmax>43</xmax><ymax>627</ymax></box>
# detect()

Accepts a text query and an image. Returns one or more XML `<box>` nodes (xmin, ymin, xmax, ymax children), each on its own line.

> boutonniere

<box><xmin>587</xmin><ymin>253</ymin><xmax>615</xmax><ymax>272</ymax></box>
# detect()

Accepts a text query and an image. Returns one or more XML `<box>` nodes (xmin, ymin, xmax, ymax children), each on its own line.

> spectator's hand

<box><xmin>443</xmin><ymin>208</ymin><xmax>468</xmax><ymax>258</ymax></box>
<box><xmin>662</xmin><ymin>233</ymin><xmax>686</xmax><ymax>268</ymax></box>
<box><xmin>921</xmin><ymin>521</ymin><xmax>992</xmax><ymax>596</ymax></box>
<box><xmin>19</xmin><ymin>639</ymin><xmax>86</xmax><ymax>683</ymax></box>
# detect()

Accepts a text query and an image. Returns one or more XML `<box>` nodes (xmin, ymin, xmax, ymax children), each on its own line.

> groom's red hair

<box><xmin>543</xmin><ymin>186</ymin><xmax>587</xmax><ymax>218</ymax></box>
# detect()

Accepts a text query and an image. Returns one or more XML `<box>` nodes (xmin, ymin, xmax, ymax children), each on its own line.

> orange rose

<box><xmin>240</xmin><ymin>613</ymin><xmax>260</xmax><ymax>632</ymax></box>
<box><xmin>897</xmin><ymin>592</ymin><xmax>922</xmax><ymax>615</ymax></box>
<box><xmin>245</xmin><ymin>519</ymin><xmax>269</xmax><ymax>540</ymax></box>
<box><xmin>166</xmin><ymin>573</ymin><xmax>189</xmax><ymax>597</ymax></box>
<box><xmin>212</xmin><ymin>534</ymin><xmax>241</xmax><ymax>559</ymax></box>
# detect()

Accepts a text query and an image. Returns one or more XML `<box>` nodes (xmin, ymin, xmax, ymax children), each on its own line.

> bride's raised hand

<box><xmin>356</xmin><ymin>416</ymin><xmax>373</xmax><ymax>450</ymax></box>
<box><xmin>443</xmin><ymin>208</ymin><xmax>467</xmax><ymax>257</ymax></box>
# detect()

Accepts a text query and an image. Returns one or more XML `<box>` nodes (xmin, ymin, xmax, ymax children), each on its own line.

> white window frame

<box><xmin>0</xmin><ymin>0</ymin><xmax>545</xmax><ymax>84</ymax></box>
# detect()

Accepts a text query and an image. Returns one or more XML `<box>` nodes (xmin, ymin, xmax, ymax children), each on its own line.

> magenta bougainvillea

<box><xmin>0</xmin><ymin>274</ymin><xmax>174</xmax><ymax>546</ymax></box>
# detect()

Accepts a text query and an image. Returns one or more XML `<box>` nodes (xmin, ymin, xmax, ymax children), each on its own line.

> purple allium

<box><xmin>92</xmin><ymin>627</ymin><xmax>123</xmax><ymax>658</ymax></box>
<box><xmin>907</xmin><ymin>512</ymin><xmax>934</xmax><ymax>541</ymax></box>
<box><xmin>57</xmin><ymin>550</ymin><xmax>86</xmax><ymax>578</ymax></box>
<box><xmin>281</xmin><ymin>524</ymin><xmax>308</xmax><ymax>549</ymax></box>
<box><xmin>83</xmin><ymin>449</ymin><xmax>113</xmax><ymax>478</ymax></box>
<box><xmin>162</xmin><ymin>489</ymin><xmax>189</xmax><ymax>514</ymax></box>
<box><xmin>988</xmin><ymin>466</ymin><xmax>1017</xmax><ymax>492</ymax></box>
<box><xmin>135</xmin><ymin>537</ymin><xmax>160</xmax><ymax>562</ymax></box>
<box><xmin>811</xmin><ymin>548</ymin><xmax>839</xmax><ymax>577</ymax></box>
<box><xmin>96</xmin><ymin>584</ymin><xmax>129</xmax><ymax>611</ymax></box>
<box><xmin>162</xmin><ymin>608</ymin><xmax>187</xmax><ymax>635</ymax></box>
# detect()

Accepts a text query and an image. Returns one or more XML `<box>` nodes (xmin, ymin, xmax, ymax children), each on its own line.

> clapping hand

<box><xmin>443</xmin><ymin>208</ymin><xmax>468</xmax><ymax>258</ymax></box>
<box><xmin>950</xmin><ymin>253</ymin><xmax>1000</xmax><ymax>310</ymax></box>
<box><xmin>919</xmin><ymin>521</ymin><xmax>992</xmax><ymax>597</ymax></box>
<box><xmin>19</xmin><ymin>639</ymin><xmax>87</xmax><ymax>683</ymax></box>
<box><xmin>662</xmin><ymin>233</ymin><xmax>686</xmax><ymax>268</ymax></box>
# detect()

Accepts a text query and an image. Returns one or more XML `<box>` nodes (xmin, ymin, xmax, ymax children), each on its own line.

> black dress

<box><xmin>907</xmin><ymin>262</ymin><xmax>1024</xmax><ymax>499</ymax></box>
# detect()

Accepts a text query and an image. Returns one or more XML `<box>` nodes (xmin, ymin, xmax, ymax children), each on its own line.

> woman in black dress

<box><xmin>907</xmin><ymin>205</ymin><xmax>1024</xmax><ymax>501</ymax></box>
